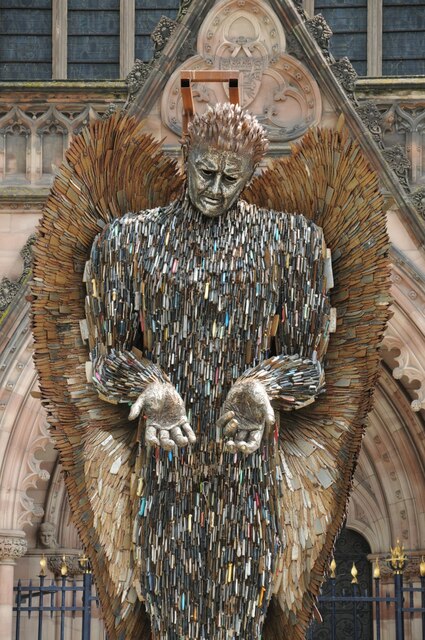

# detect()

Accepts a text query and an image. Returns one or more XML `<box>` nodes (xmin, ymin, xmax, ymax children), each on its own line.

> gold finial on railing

<box><xmin>78</xmin><ymin>552</ymin><xmax>91</xmax><ymax>574</ymax></box>
<box><xmin>373</xmin><ymin>558</ymin><xmax>381</xmax><ymax>579</ymax></box>
<box><xmin>60</xmin><ymin>554</ymin><xmax>68</xmax><ymax>577</ymax></box>
<box><xmin>330</xmin><ymin>558</ymin><xmax>337</xmax><ymax>579</ymax></box>
<box><xmin>351</xmin><ymin>562</ymin><xmax>358</xmax><ymax>584</ymax></box>
<box><xmin>388</xmin><ymin>539</ymin><xmax>407</xmax><ymax>574</ymax></box>
<box><xmin>39</xmin><ymin>554</ymin><xmax>47</xmax><ymax>577</ymax></box>
<box><xmin>420</xmin><ymin>556</ymin><xmax>425</xmax><ymax>578</ymax></box>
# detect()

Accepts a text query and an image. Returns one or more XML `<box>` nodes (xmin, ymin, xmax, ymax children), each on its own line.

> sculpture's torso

<box><xmin>114</xmin><ymin>199</ymin><xmax>321</xmax><ymax>639</ymax></box>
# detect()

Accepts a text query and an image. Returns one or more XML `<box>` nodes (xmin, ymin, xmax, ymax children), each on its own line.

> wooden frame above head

<box><xmin>180</xmin><ymin>70</ymin><xmax>241</xmax><ymax>134</ymax></box>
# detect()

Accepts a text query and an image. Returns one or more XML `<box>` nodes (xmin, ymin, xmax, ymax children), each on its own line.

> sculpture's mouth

<box><xmin>202</xmin><ymin>195</ymin><xmax>222</xmax><ymax>205</ymax></box>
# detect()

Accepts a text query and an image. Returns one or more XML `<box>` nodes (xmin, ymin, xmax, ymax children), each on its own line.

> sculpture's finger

<box><xmin>181</xmin><ymin>422</ymin><xmax>197</xmax><ymax>444</ymax></box>
<box><xmin>235</xmin><ymin>429</ymin><xmax>248</xmax><ymax>442</ymax></box>
<box><xmin>224</xmin><ymin>439</ymin><xmax>236</xmax><ymax>453</ymax></box>
<box><xmin>129</xmin><ymin>394</ymin><xmax>144</xmax><ymax>421</ymax></box>
<box><xmin>237</xmin><ymin>429</ymin><xmax>263</xmax><ymax>455</ymax></box>
<box><xmin>216</xmin><ymin>410</ymin><xmax>235</xmax><ymax>430</ymax></box>
<box><xmin>170</xmin><ymin>426</ymin><xmax>188</xmax><ymax>447</ymax></box>
<box><xmin>145</xmin><ymin>425</ymin><xmax>160</xmax><ymax>447</ymax></box>
<box><xmin>159</xmin><ymin>429</ymin><xmax>175</xmax><ymax>451</ymax></box>
<box><xmin>223</xmin><ymin>418</ymin><xmax>239</xmax><ymax>437</ymax></box>
<box><xmin>264</xmin><ymin>403</ymin><xmax>276</xmax><ymax>427</ymax></box>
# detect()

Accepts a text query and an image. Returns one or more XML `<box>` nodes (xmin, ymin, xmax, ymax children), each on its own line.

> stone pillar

<box><xmin>0</xmin><ymin>531</ymin><xmax>27</xmax><ymax>640</ymax></box>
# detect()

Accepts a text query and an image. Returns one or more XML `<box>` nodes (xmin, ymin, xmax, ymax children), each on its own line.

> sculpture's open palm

<box><xmin>217</xmin><ymin>379</ymin><xmax>275</xmax><ymax>454</ymax></box>
<box><xmin>129</xmin><ymin>382</ymin><xmax>196</xmax><ymax>450</ymax></box>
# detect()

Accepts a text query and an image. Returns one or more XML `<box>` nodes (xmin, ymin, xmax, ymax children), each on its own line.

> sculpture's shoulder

<box><xmin>94</xmin><ymin>202</ymin><xmax>175</xmax><ymax>247</ymax></box>
<box><xmin>252</xmin><ymin>202</ymin><xmax>325</xmax><ymax>240</ymax></box>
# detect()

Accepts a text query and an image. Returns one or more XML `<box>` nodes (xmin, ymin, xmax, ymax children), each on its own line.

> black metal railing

<box><xmin>13</xmin><ymin>557</ymin><xmax>99</xmax><ymax>640</ymax></box>
<box><xmin>308</xmin><ymin>548</ymin><xmax>425</xmax><ymax>640</ymax></box>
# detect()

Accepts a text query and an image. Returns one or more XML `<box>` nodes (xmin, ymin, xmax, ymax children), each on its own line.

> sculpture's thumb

<box><xmin>129</xmin><ymin>394</ymin><xmax>144</xmax><ymax>421</ymax></box>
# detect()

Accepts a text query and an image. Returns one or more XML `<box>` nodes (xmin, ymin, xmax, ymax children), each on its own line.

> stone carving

<box><xmin>305</xmin><ymin>14</ymin><xmax>333</xmax><ymax>62</ymax></box>
<box><xmin>0</xmin><ymin>533</ymin><xmax>27</xmax><ymax>561</ymax></box>
<box><xmin>410</xmin><ymin>186</ymin><xmax>425</xmax><ymax>218</ymax></box>
<box><xmin>18</xmin><ymin>419</ymin><xmax>51</xmax><ymax>528</ymax></box>
<box><xmin>382</xmin><ymin>328</ymin><xmax>425</xmax><ymax>413</ymax></box>
<box><xmin>161</xmin><ymin>0</ymin><xmax>322</xmax><ymax>141</ymax></box>
<box><xmin>177</xmin><ymin>0</ymin><xmax>193</xmax><ymax>19</ymax></box>
<box><xmin>47</xmin><ymin>554</ymin><xmax>82</xmax><ymax>577</ymax></box>
<box><xmin>101</xmin><ymin>103</ymin><xmax>120</xmax><ymax>120</ymax></box>
<box><xmin>0</xmin><ymin>104</ymin><xmax>109</xmax><ymax>185</ymax></box>
<box><xmin>38</xmin><ymin>521</ymin><xmax>59</xmax><ymax>549</ymax></box>
<box><xmin>151</xmin><ymin>16</ymin><xmax>179</xmax><ymax>58</ymax></box>
<box><xmin>356</xmin><ymin>100</ymin><xmax>384</xmax><ymax>147</ymax></box>
<box><xmin>331</xmin><ymin>57</ymin><xmax>358</xmax><ymax>99</ymax></box>
<box><xmin>292</xmin><ymin>0</ymin><xmax>307</xmax><ymax>18</ymax></box>
<box><xmin>124</xmin><ymin>59</ymin><xmax>153</xmax><ymax>109</ymax></box>
<box><xmin>0</xmin><ymin>234</ymin><xmax>34</xmax><ymax>313</ymax></box>
<box><xmin>383</xmin><ymin>145</ymin><xmax>411</xmax><ymax>191</ymax></box>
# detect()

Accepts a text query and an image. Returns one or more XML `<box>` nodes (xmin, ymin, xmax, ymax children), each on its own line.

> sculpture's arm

<box><xmin>84</xmin><ymin>214</ymin><xmax>196</xmax><ymax>448</ymax></box>
<box><xmin>219</xmin><ymin>216</ymin><xmax>333</xmax><ymax>453</ymax></box>
<box><xmin>84</xmin><ymin>215</ymin><xmax>165</xmax><ymax>404</ymax></box>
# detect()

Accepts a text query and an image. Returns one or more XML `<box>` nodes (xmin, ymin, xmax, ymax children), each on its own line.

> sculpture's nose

<box><xmin>211</xmin><ymin>173</ymin><xmax>222</xmax><ymax>195</ymax></box>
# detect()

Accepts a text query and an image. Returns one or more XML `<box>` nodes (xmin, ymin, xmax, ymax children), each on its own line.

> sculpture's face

<box><xmin>187</xmin><ymin>144</ymin><xmax>254</xmax><ymax>218</ymax></box>
<box><xmin>39</xmin><ymin>525</ymin><xmax>54</xmax><ymax>547</ymax></box>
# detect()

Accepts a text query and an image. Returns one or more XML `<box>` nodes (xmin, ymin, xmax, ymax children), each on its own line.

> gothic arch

<box><xmin>348</xmin><ymin>368</ymin><xmax>425</xmax><ymax>553</ymax></box>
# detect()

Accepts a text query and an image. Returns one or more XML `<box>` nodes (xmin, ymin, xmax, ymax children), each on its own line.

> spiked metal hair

<box><xmin>182</xmin><ymin>103</ymin><xmax>269</xmax><ymax>167</ymax></box>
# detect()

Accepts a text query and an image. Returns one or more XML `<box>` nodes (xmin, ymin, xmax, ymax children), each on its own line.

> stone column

<box><xmin>0</xmin><ymin>531</ymin><xmax>27</xmax><ymax>640</ymax></box>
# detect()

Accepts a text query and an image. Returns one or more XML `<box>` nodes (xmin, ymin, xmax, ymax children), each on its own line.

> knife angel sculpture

<box><xmin>32</xmin><ymin>105</ymin><xmax>390</xmax><ymax>640</ymax></box>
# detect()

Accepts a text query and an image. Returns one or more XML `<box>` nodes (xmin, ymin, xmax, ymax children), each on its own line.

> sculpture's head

<box><xmin>182</xmin><ymin>103</ymin><xmax>268</xmax><ymax>218</ymax></box>
<box><xmin>38</xmin><ymin>521</ymin><xmax>58</xmax><ymax>549</ymax></box>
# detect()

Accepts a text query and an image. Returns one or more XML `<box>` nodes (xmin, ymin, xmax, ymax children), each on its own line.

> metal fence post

<box><xmin>37</xmin><ymin>574</ymin><xmax>45</xmax><ymax>640</ymax></box>
<box><xmin>421</xmin><ymin>571</ymin><xmax>425</xmax><ymax>640</ymax></box>
<box><xmin>373</xmin><ymin>559</ymin><xmax>381</xmax><ymax>640</ymax></box>
<box><xmin>394</xmin><ymin>571</ymin><xmax>405</xmax><ymax>640</ymax></box>
<box><xmin>82</xmin><ymin>566</ymin><xmax>92</xmax><ymax>640</ymax></box>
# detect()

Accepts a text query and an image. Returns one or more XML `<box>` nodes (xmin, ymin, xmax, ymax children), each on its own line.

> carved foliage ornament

<box><xmin>383</xmin><ymin>145</ymin><xmax>411</xmax><ymax>192</ymax></box>
<box><xmin>305</xmin><ymin>14</ymin><xmax>333</xmax><ymax>62</ymax></box>
<box><xmin>410</xmin><ymin>186</ymin><xmax>425</xmax><ymax>218</ymax></box>
<box><xmin>151</xmin><ymin>16</ymin><xmax>178</xmax><ymax>57</ymax></box>
<box><xmin>356</xmin><ymin>101</ymin><xmax>384</xmax><ymax>147</ymax></box>
<box><xmin>0</xmin><ymin>535</ymin><xmax>27</xmax><ymax>561</ymax></box>
<box><xmin>47</xmin><ymin>554</ymin><xmax>82</xmax><ymax>578</ymax></box>
<box><xmin>0</xmin><ymin>234</ymin><xmax>35</xmax><ymax>314</ymax></box>
<box><xmin>331</xmin><ymin>57</ymin><xmax>358</xmax><ymax>97</ymax></box>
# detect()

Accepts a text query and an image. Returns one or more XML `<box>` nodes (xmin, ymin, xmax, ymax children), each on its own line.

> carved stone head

<box><xmin>38</xmin><ymin>521</ymin><xmax>58</xmax><ymax>549</ymax></box>
<box><xmin>183</xmin><ymin>103</ymin><xmax>268</xmax><ymax>218</ymax></box>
